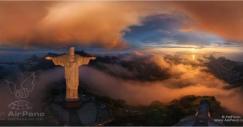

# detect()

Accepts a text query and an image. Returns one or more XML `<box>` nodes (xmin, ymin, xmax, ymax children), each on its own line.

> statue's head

<box><xmin>69</xmin><ymin>47</ymin><xmax>75</xmax><ymax>62</ymax></box>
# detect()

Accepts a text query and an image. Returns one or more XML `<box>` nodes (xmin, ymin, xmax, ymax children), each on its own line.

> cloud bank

<box><xmin>0</xmin><ymin>2</ymin><xmax>156</xmax><ymax>48</ymax></box>
<box><xmin>1</xmin><ymin>1</ymin><xmax>242</xmax><ymax>48</ymax></box>
<box><xmin>79</xmin><ymin>54</ymin><xmax>243</xmax><ymax>115</ymax></box>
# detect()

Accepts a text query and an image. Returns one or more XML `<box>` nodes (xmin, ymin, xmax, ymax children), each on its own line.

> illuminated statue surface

<box><xmin>46</xmin><ymin>47</ymin><xmax>95</xmax><ymax>101</ymax></box>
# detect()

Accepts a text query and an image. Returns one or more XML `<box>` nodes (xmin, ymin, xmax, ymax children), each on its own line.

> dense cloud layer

<box><xmin>1</xmin><ymin>1</ymin><xmax>242</xmax><ymax>48</ymax></box>
<box><xmin>0</xmin><ymin>52</ymin><xmax>242</xmax><ymax>115</ymax></box>
<box><xmin>79</xmin><ymin>54</ymin><xmax>243</xmax><ymax>115</ymax></box>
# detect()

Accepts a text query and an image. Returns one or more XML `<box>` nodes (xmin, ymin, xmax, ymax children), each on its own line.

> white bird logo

<box><xmin>6</xmin><ymin>73</ymin><xmax>36</xmax><ymax>111</ymax></box>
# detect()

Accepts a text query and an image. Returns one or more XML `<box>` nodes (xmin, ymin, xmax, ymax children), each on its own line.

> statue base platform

<box><xmin>64</xmin><ymin>98</ymin><xmax>81</xmax><ymax>109</ymax></box>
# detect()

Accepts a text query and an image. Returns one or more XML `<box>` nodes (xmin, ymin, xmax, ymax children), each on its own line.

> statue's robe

<box><xmin>51</xmin><ymin>55</ymin><xmax>93</xmax><ymax>101</ymax></box>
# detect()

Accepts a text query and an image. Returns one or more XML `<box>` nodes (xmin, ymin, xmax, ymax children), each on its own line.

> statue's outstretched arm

<box><xmin>45</xmin><ymin>55</ymin><xmax>65</xmax><ymax>66</ymax></box>
<box><xmin>45</xmin><ymin>56</ymin><xmax>53</xmax><ymax>60</ymax></box>
<box><xmin>77</xmin><ymin>56</ymin><xmax>96</xmax><ymax>65</ymax></box>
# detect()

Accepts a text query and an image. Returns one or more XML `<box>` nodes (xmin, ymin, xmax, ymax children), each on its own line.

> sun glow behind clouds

<box><xmin>147</xmin><ymin>44</ymin><xmax>243</xmax><ymax>54</ymax></box>
<box><xmin>190</xmin><ymin>48</ymin><xmax>199</xmax><ymax>61</ymax></box>
<box><xmin>192</xmin><ymin>54</ymin><xmax>196</xmax><ymax>61</ymax></box>
<box><xmin>144</xmin><ymin>44</ymin><xmax>243</xmax><ymax>61</ymax></box>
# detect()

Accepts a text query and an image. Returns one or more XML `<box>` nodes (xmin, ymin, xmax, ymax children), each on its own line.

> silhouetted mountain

<box><xmin>206</xmin><ymin>56</ymin><xmax>243</xmax><ymax>87</ymax></box>
<box><xmin>0</xmin><ymin>66</ymin><xmax>7</xmax><ymax>80</ymax></box>
<box><xmin>90</xmin><ymin>55</ymin><xmax>170</xmax><ymax>81</ymax></box>
<box><xmin>75</xmin><ymin>50</ymin><xmax>94</xmax><ymax>57</ymax></box>
<box><xmin>18</xmin><ymin>55</ymin><xmax>55</xmax><ymax>72</ymax></box>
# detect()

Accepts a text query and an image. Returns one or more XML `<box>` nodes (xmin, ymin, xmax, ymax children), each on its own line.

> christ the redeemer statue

<box><xmin>45</xmin><ymin>47</ymin><xmax>95</xmax><ymax>102</ymax></box>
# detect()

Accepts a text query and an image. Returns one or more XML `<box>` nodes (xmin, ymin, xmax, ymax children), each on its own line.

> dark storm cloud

<box><xmin>124</xmin><ymin>14</ymin><xmax>224</xmax><ymax>47</ymax></box>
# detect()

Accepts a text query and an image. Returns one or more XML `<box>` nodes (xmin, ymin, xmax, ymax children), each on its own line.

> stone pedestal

<box><xmin>64</xmin><ymin>99</ymin><xmax>81</xmax><ymax>109</ymax></box>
